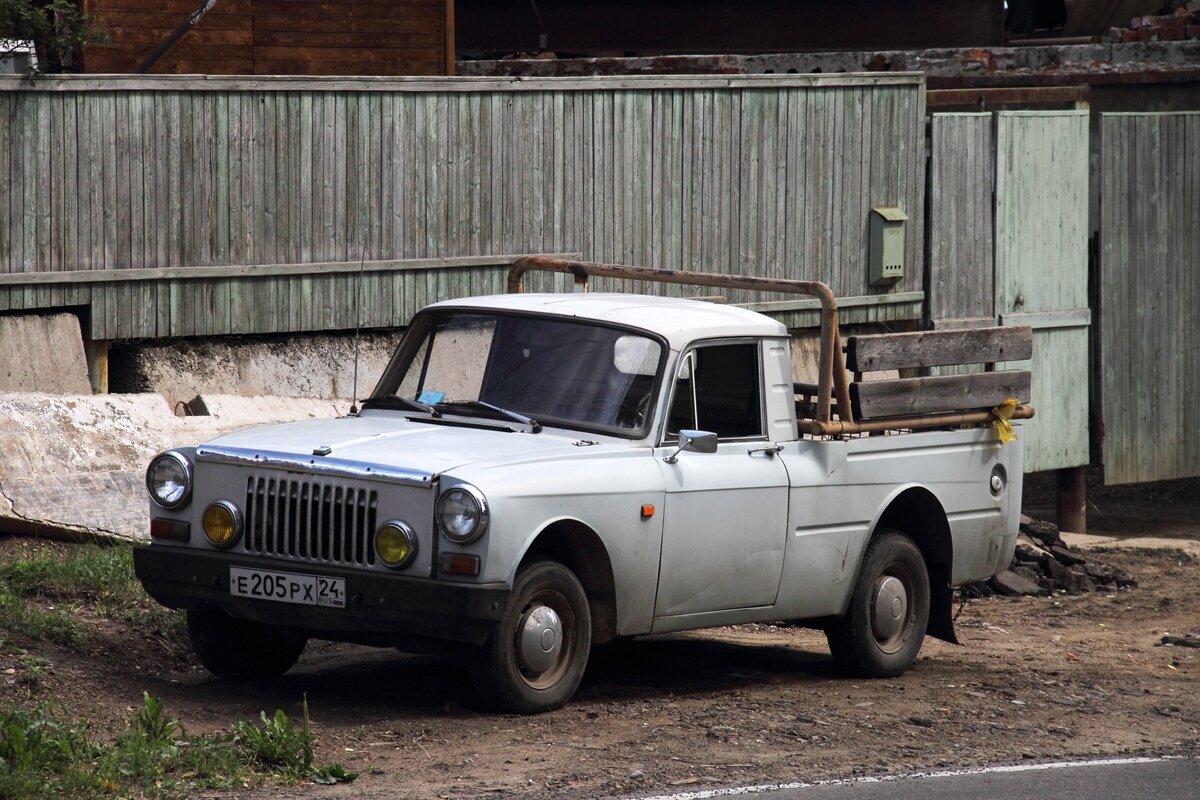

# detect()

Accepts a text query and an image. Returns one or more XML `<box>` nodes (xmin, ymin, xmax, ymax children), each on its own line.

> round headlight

<box><xmin>375</xmin><ymin>520</ymin><xmax>418</xmax><ymax>568</ymax></box>
<box><xmin>146</xmin><ymin>451</ymin><xmax>193</xmax><ymax>509</ymax></box>
<box><xmin>436</xmin><ymin>485</ymin><xmax>489</xmax><ymax>544</ymax></box>
<box><xmin>202</xmin><ymin>501</ymin><xmax>242</xmax><ymax>548</ymax></box>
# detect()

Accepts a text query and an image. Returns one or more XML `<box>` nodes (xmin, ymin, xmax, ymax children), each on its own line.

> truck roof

<box><xmin>427</xmin><ymin>292</ymin><xmax>787</xmax><ymax>349</ymax></box>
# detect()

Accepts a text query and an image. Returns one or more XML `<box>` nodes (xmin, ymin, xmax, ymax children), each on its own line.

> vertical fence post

<box><xmin>85</xmin><ymin>340</ymin><xmax>109</xmax><ymax>394</ymax></box>
<box><xmin>1055</xmin><ymin>466</ymin><xmax>1087</xmax><ymax>534</ymax></box>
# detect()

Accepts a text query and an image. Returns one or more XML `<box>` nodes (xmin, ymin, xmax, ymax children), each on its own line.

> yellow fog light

<box><xmin>375</xmin><ymin>521</ymin><xmax>417</xmax><ymax>568</ymax></box>
<box><xmin>202</xmin><ymin>501</ymin><xmax>242</xmax><ymax>548</ymax></box>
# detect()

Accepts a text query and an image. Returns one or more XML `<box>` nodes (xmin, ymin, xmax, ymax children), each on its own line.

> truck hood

<box><xmin>200</xmin><ymin>414</ymin><xmax>588</xmax><ymax>477</ymax></box>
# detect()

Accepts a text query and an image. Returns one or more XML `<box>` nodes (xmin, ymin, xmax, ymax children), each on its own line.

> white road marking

<box><xmin>636</xmin><ymin>756</ymin><xmax>1180</xmax><ymax>800</ymax></box>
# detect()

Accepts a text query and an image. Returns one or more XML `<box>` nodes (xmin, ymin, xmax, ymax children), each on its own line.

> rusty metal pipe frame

<box><xmin>508</xmin><ymin>256</ymin><xmax>853</xmax><ymax>424</ymax></box>
<box><xmin>797</xmin><ymin>405</ymin><xmax>1035</xmax><ymax>437</ymax></box>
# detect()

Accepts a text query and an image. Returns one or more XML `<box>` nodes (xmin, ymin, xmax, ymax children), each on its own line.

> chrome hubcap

<box><xmin>517</xmin><ymin>604</ymin><xmax>563</xmax><ymax>675</ymax></box>
<box><xmin>872</xmin><ymin>575</ymin><xmax>908</xmax><ymax>645</ymax></box>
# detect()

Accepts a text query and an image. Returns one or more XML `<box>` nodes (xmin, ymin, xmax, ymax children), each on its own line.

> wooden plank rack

<box><xmin>846</xmin><ymin>326</ymin><xmax>1033</xmax><ymax>418</ymax></box>
<box><xmin>509</xmin><ymin>256</ymin><xmax>1035</xmax><ymax>438</ymax></box>
<box><xmin>800</xmin><ymin>325</ymin><xmax>1034</xmax><ymax>435</ymax></box>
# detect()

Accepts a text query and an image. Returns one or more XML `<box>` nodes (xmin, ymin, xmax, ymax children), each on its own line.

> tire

<box><xmin>187</xmin><ymin>608</ymin><xmax>308</xmax><ymax>679</ymax></box>
<box><xmin>826</xmin><ymin>530</ymin><xmax>930</xmax><ymax>678</ymax></box>
<box><xmin>469</xmin><ymin>560</ymin><xmax>592</xmax><ymax>713</ymax></box>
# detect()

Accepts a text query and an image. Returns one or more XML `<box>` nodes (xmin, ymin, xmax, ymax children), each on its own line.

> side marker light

<box><xmin>438</xmin><ymin>553</ymin><xmax>481</xmax><ymax>577</ymax></box>
<box><xmin>150</xmin><ymin>518</ymin><xmax>191</xmax><ymax>542</ymax></box>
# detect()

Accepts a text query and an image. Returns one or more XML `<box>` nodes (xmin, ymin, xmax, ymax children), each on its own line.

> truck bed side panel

<box><xmin>776</xmin><ymin>427</ymin><xmax>1023</xmax><ymax>619</ymax></box>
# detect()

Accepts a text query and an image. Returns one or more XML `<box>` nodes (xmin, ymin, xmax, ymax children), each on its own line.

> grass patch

<box><xmin>0</xmin><ymin>541</ymin><xmax>187</xmax><ymax>658</ymax></box>
<box><xmin>0</xmin><ymin>591</ymin><xmax>89</xmax><ymax>650</ymax></box>
<box><xmin>0</xmin><ymin>543</ymin><xmax>134</xmax><ymax>599</ymax></box>
<box><xmin>0</xmin><ymin>543</ymin><xmax>355</xmax><ymax>794</ymax></box>
<box><xmin>0</xmin><ymin>693</ymin><xmax>356</xmax><ymax>800</ymax></box>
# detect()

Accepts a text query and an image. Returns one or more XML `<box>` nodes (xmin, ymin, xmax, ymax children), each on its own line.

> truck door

<box><xmin>653</xmin><ymin>340</ymin><xmax>789</xmax><ymax>617</ymax></box>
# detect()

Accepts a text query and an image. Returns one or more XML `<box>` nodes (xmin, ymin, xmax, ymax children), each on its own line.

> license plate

<box><xmin>229</xmin><ymin>567</ymin><xmax>345</xmax><ymax>608</ymax></box>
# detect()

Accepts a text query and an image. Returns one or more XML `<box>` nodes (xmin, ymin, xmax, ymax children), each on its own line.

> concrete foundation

<box><xmin>111</xmin><ymin>330</ymin><xmax>401</xmax><ymax>408</ymax></box>
<box><xmin>0</xmin><ymin>313</ymin><xmax>92</xmax><ymax>394</ymax></box>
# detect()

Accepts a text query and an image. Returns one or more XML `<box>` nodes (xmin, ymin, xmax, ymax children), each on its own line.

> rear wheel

<box><xmin>187</xmin><ymin>608</ymin><xmax>307</xmax><ymax>679</ymax></box>
<box><xmin>826</xmin><ymin>530</ymin><xmax>930</xmax><ymax>678</ymax></box>
<box><xmin>469</xmin><ymin>560</ymin><xmax>591</xmax><ymax>713</ymax></box>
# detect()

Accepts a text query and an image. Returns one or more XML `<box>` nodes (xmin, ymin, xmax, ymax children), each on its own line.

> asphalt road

<box><xmin>633</xmin><ymin>757</ymin><xmax>1200</xmax><ymax>800</ymax></box>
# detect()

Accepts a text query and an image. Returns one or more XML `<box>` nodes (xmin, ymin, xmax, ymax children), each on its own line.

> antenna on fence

<box><xmin>348</xmin><ymin>236</ymin><xmax>367</xmax><ymax>417</ymax></box>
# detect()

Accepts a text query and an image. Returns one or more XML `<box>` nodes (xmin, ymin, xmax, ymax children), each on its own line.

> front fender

<box><xmin>508</xmin><ymin>510</ymin><xmax>662</xmax><ymax>638</ymax></box>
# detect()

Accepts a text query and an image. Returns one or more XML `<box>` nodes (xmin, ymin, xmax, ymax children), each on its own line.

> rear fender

<box><xmin>868</xmin><ymin>484</ymin><xmax>958</xmax><ymax>645</ymax></box>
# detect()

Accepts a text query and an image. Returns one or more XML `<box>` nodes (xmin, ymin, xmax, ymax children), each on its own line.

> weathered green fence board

<box><xmin>1100</xmin><ymin>113</ymin><xmax>1200</xmax><ymax>484</ymax></box>
<box><xmin>928</xmin><ymin>113</ymin><xmax>994</xmax><ymax>326</ymax></box>
<box><xmin>0</xmin><ymin>94</ymin><xmax>8</xmax><ymax>274</ymax></box>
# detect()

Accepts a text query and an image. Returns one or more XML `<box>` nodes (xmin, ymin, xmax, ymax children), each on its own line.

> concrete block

<box><xmin>0</xmin><ymin>393</ymin><xmax>342</xmax><ymax>541</ymax></box>
<box><xmin>0</xmin><ymin>314</ymin><xmax>92</xmax><ymax>394</ymax></box>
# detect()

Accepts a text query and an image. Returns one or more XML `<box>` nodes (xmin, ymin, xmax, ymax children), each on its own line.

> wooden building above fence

<box><xmin>82</xmin><ymin>0</ymin><xmax>455</xmax><ymax>75</ymax></box>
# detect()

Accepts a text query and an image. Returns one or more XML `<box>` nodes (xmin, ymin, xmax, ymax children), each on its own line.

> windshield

<box><xmin>370</xmin><ymin>311</ymin><xmax>665</xmax><ymax>436</ymax></box>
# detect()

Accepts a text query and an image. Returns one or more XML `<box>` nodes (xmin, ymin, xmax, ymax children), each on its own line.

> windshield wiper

<box><xmin>364</xmin><ymin>396</ymin><xmax>441</xmax><ymax>416</ymax></box>
<box><xmin>438</xmin><ymin>400</ymin><xmax>542</xmax><ymax>433</ymax></box>
<box><xmin>402</xmin><ymin>397</ymin><xmax>442</xmax><ymax>416</ymax></box>
<box><xmin>478</xmin><ymin>401</ymin><xmax>542</xmax><ymax>433</ymax></box>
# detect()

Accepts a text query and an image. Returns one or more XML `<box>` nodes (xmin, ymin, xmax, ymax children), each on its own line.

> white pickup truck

<box><xmin>135</xmin><ymin>258</ymin><xmax>1033</xmax><ymax>713</ymax></box>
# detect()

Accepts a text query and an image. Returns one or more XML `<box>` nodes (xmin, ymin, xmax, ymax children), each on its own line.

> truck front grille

<box><xmin>242</xmin><ymin>477</ymin><xmax>378</xmax><ymax>566</ymax></box>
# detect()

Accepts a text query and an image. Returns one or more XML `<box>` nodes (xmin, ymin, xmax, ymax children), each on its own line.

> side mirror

<box><xmin>663</xmin><ymin>429</ymin><xmax>718</xmax><ymax>464</ymax></box>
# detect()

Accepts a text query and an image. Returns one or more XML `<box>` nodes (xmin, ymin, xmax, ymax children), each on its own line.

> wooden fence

<box><xmin>1100</xmin><ymin>112</ymin><xmax>1200</xmax><ymax>484</ymax></box>
<box><xmin>0</xmin><ymin>74</ymin><xmax>925</xmax><ymax>340</ymax></box>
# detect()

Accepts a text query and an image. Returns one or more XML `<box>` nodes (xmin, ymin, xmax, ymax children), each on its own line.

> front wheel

<box><xmin>826</xmin><ymin>530</ymin><xmax>930</xmax><ymax>678</ymax></box>
<box><xmin>469</xmin><ymin>560</ymin><xmax>591</xmax><ymax>713</ymax></box>
<box><xmin>187</xmin><ymin>608</ymin><xmax>307</xmax><ymax>679</ymax></box>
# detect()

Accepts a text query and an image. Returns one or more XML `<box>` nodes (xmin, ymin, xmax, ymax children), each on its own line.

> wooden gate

<box><xmin>929</xmin><ymin>110</ymin><xmax>1090</xmax><ymax>475</ymax></box>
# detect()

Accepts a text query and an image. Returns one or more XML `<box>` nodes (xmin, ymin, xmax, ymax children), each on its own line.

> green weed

<box><xmin>235</xmin><ymin>708</ymin><xmax>313</xmax><ymax>776</ymax></box>
<box><xmin>0</xmin><ymin>707</ymin><xmax>96</xmax><ymax>799</ymax></box>
<box><xmin>129</xmin><ymin>692</ymin><xmax>180</xmax><ymax>746</ymax></box>
<box><xmin>312</xmin><ymin>762</ymin><xmax>358</xmax><ymax>785</ymax></box>
<box><xmin>0</xmin><ymin>694</ymin><xmax>355</xmax><ymax>799</ymax></box>
<box><xmin>232</xmin><ymin>696</ymin><xmax>356</xmax><ymax>784</ymax></box>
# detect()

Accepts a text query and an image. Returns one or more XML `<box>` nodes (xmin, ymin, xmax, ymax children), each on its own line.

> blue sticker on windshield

<box><xmin>418</xmin><ymin>390</ymin><xmax>445</xmax><ymax>405</ymax></box>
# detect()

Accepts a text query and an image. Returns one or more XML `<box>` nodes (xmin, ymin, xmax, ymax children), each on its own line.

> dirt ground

<box><xmin>4</xmin><ymin>477</ymin><xmax>1200</xmax><ymax>798</ymax></box>
<box><xmin>2</xmin><ymin>531</ymin><xmax>1198</xmax><ymax>800</ymax></box>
